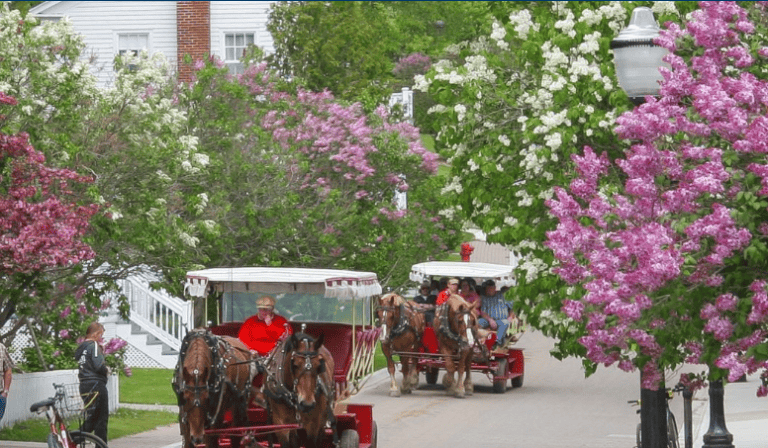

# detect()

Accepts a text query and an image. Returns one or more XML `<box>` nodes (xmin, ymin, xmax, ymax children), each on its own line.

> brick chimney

<box><xmin>177</xmin><ymin>1</ymin><xmax>210</xmax><ymax>83</ymax></box>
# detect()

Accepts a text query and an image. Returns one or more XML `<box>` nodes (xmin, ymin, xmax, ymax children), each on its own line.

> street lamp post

<box><xmin>611</xmin><ymin>7</ymin><xmax>735</xmax><ymax>448</ymax></box>
<box><xmin>610</xmin><ymin>7</ymin><xmax>669</xmax><ymax>448</ymax></box>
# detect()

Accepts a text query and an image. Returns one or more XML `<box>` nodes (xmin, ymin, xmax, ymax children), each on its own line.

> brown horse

<box><xmin>376</xmin><ymin>293</ymin><xmax>425</xmax><ymax>396</ymax></box>
<box><xmin>173</xmin><ymin>329</ymin><xmax>255</xmax><ymax>448</ymax></box>
<box><xmin>262</xmin><ymin>332</ymin><xmax>336</xmax><ymax>448</ymax></box>
<box><xmin>434</xmin><ymin>294</ymin><xmax>479</xmax><ymax>398</ymax></box>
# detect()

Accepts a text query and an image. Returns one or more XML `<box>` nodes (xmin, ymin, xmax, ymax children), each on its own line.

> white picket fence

<box><xmin>1</xmin><ymin>370</ymin><xmax>119</xmax><ymax>429</ymax></box>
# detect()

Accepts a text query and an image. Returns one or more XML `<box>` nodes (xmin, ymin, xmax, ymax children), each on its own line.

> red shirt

<box><xmin>436</xmin><ymin>289</ymin><xmax>452</xmax><ymax>305</ymax></box>
<box><xmin>238</xmin><ymin>314</ymin><xmax>293</xmax><ymax>356</ymax></box>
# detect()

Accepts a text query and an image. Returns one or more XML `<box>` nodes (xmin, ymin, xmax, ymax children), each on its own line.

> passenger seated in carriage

<box><xmin>412</xmin><ymin>280</ymin><xmax>437</xmax><ymax>324</ymax></box>
<box><xmin>459</xmin><ymin>277</ymin><xmax>480</xmax><ymax>304</ymax></box>
<box><xmin>477</xmin><ymin>280</ymin><xmax>517</xmax><ymax>351</ymax></box>
<box><xmin>238</xmin><ymin>296</ymin><xmax>294</xmax><ymax>356</ymax></box>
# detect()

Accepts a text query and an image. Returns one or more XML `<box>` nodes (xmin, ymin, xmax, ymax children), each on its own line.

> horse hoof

<box><xmin>455</xmin><ymin>389</ymin><xmax>466</xmax><ymax>398</ymax></box>
<box><xmin>390</xmin><ymin>389</ymin><xmax>401</xmax><ymax>397</ymax></box>
<box><xmin>402</xmin><ymin>388</ymin><xmax>412</xmax><ymax>394</ymax></box>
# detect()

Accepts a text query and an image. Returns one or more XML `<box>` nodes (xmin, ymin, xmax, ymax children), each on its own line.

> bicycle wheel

<box><xmin>667</xmin><ymin>409</ymin><xmax>680</xmax><ymax>448</ymax></box>
<box><xmin>47</xmin><ymin>433</ymin><xmax>63</xmax><ymax>448</ymax></box>
<box><xmin>69</xmin><ymin>430</ymin><xmax>108</xmax><ymax>448</ymax></box>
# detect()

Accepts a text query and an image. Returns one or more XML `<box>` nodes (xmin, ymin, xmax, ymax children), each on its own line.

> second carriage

<box><xmin>397</xmin><ymin>261</ymin><xmax>525</xmax><ymax>394</ymax></box>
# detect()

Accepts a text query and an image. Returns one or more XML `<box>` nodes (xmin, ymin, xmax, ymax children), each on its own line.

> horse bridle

<box><xmin>263</xmin><ymin>335</ymin><xmax>333</xmax><ymax>420</ymax></box>
<box><xmin>173</xmin><ymin>330</ymin><xmax>251</xmax><ymax>428</ymax></box>
<box><xmin>377</xmin><ymin>302</ymin><xmax>417</xmax><ymax>342</ymax></box>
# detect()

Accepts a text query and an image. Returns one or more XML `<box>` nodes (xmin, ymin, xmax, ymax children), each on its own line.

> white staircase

<box><xmin>103</xmin><ymin>270</ymin><xmax>193</xmax><ymax>369</ymax></box>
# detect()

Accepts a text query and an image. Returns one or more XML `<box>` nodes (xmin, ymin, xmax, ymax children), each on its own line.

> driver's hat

<box><xmin>255</xmin><ymin>296</ymin><xmax>276</xmax><ymax>309</ymax></box>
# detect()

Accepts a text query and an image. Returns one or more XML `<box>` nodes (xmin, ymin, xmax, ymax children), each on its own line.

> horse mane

<box><xmin>183</xmin><ymin>336</ymin><xmax>213</xmax><ymax>375</ymax></box>
<box><xmin>380</xmin><ymin>292</ymin><xmax>404</xmax><ymax>306</ymax></box>
<box><xmin>447</xmin><ymin>293</ymin><xmax>470</xmax><ymax>309</ymax></box>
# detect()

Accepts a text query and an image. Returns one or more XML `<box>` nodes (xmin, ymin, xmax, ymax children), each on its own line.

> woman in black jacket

<box><xmin>74</xmin><ymin>322</ymin><xmax>109</xmax><ymax>443</ymax></box>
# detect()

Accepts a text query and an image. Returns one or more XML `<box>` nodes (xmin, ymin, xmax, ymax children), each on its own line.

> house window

<box><xmin>224</xmin><ymin>33</ymin><xmax>255</xmax><ymax>74</ymax></box>
<box><xmin>117</xmin><ymin>33</ymin><xmax>148</xmax><ymax>71</ymax></box>
<box><xmin>118</xmin><ymin>33</ymin><xmax>149</xmax><ymax>57</ymax></box>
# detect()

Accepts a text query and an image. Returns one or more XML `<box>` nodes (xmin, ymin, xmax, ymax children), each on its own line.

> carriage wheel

<box><xmin>370</xmin><ymin>422</ymin><xmax>378</xmax><ymax>448</ymax></box>
<box><xmin>511</xmin><ymin>373</ymin><xmax>524</xmax><ymax>388</ymax></box>
<box><xmin>340</xmin><ymin>429</ymin><xmax>360</xmax><ymax>448</ymax></box>
<box><xmin>425</xmin><ymin>367</ymin><xmax>439</xmax><ymax>385</ymax></box>
<box><xmin>493</xmin><ymin>359</ymin><xmax>508</xmax><ymax>394</ymax></box>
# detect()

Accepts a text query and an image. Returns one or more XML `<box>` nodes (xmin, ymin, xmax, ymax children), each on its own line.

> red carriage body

<box><xmin>406</xmin><ymin>261</ymin><xmax>525</xmax><ymax>393</ymax></box>
<box><xmin>185</xmin><ymin>267</ymin><xmax>381</xmax><ymax>447</ymax></box>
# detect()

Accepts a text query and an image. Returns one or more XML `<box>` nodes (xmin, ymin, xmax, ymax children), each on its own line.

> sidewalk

<box><xmin>693</xmin><ymin>374</ymin><xmax>767</xmax><ymax>448</ymax></box>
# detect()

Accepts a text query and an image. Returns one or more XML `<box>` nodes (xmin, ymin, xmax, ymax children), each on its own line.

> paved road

<box><xmin>350</xmin><ymin>330</ymin><xmax>706</xmax><ymax>448</ymax></box>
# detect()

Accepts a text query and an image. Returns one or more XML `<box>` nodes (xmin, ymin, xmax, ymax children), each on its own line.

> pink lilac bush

<box><xmin>242</xmin><ymin>62</ymin><xmax>437</xmax><ymax>216</ymax></box>
<box><xmin>0</xmin><ymin>94</ymin><xmax>98</xmax><ymax>274</ymax></box>
<box><xmin>546</xmin><ymin>2</ymin><xmax>768</xmax><ymax>394</ymax></box>
<box><xmin>393</xmin><ymin>53</ymin><xmax>432</xmax><ymax>80</ymax></box>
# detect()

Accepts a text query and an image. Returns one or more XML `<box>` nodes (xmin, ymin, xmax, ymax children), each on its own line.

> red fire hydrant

<box><xmin>460</xmin><ymin>242</ymin><xmax>474</xmax><ymax>262</ymax></box>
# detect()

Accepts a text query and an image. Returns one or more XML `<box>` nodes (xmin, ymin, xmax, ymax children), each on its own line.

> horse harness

<box><xmin>436</xmin><ymin>303</ymin><xmax>477</xmax><ymax>350</ymax></box>
<box><xmin>262</xmin><ymin>334</ymin><xmax>335</xmax><ymax>425</ymax></box>
<box><xmin>377</xmin><ymin>302</ymin><xmax>420</xmax><ymax>344</ymax></box>
<box><xmin>173</xmin><ymin>330</ymin><xmax>254</xmax><ymax>428</ymax></box>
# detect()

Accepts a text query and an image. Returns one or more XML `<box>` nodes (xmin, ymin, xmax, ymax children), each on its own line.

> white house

<box><xmin>29</xmin><ymin>1</ymin><xmax>276</xmax><ymax>87</ymax></box>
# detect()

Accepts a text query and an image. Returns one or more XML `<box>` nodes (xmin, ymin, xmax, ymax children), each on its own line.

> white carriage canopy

<box><xmin>185</xmin><ymin>267</ymin><xmax>383</xmax><ymax>323</ymax></box>
<box><xmin>409</xmin><ymin>261</ymin><xmax>517</xmax><ymax>289</ymax></box>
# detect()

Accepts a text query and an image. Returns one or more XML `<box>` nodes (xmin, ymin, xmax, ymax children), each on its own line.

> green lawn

<box><xmin>121</xmin><ymin>367</ymin><xmax>177</xmax><ymax>405</ymax></box>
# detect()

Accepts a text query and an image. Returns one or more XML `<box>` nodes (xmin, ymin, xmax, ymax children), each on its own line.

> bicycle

<box><xmin>29</xmin><ymin>383</ymin><xmax>108</xmax><ymax>448</ymax></box>
<box><xmin>628</xmin><ymin>384</ymin><xmax>684</xmax><ymax>448</ymax></box>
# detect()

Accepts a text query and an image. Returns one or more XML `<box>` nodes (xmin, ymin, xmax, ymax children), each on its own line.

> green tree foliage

<box><xmin>418</xmin><ymin>1</ymin><xmax>700</xmax><ymax>370</ymax></box>
<box><xmin>267</xmin><ymin>1</ymin><xmax>492</xmax><ymax>108</ymax></box>
<box><xmin>182</xmin><ymin>59</ymin><xmax>462</xmax><ymax>287</ymax></box>
<box><xmin>0</xmin><ymin>2</ymin><xmax>462</xmax><ymax>375</ymax></box>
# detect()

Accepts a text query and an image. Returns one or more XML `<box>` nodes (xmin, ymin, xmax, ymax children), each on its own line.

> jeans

<box><xmin>80</xmin><ymin>380</ymin><xmax>109</xmax><ymax>442</ymax></box>
<box><xmin>0</xmin><ymin>395</ymin><xmax>6</xmax><ymax>423</ymax></box>
<box><xmin>478</xmin><ymin>317</ymin><xmax>510</xmax><ymax>345</ymax></box>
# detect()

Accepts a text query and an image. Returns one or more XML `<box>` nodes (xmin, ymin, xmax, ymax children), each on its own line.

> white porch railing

<box><xmin>118</xmin><ymin>273</ymin><xmax>192</xmax><ymax>352</ymax></box>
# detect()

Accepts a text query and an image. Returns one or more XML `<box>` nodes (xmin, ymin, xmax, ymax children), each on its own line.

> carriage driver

<box><xmin>238</xmin><ymin>296</ymin><xmax>294</xmax><ymax>356</ymax></box>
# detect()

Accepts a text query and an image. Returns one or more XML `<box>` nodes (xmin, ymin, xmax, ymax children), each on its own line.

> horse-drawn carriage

<box><xmin>378</xmin><ymin>261</ymin><xmax>524</xmax><ymax>397</ymax></box>
<box><xmin>178</xmin><ymin>267</ymin><xmax>381</xmax><ymax>448</ymax></box>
